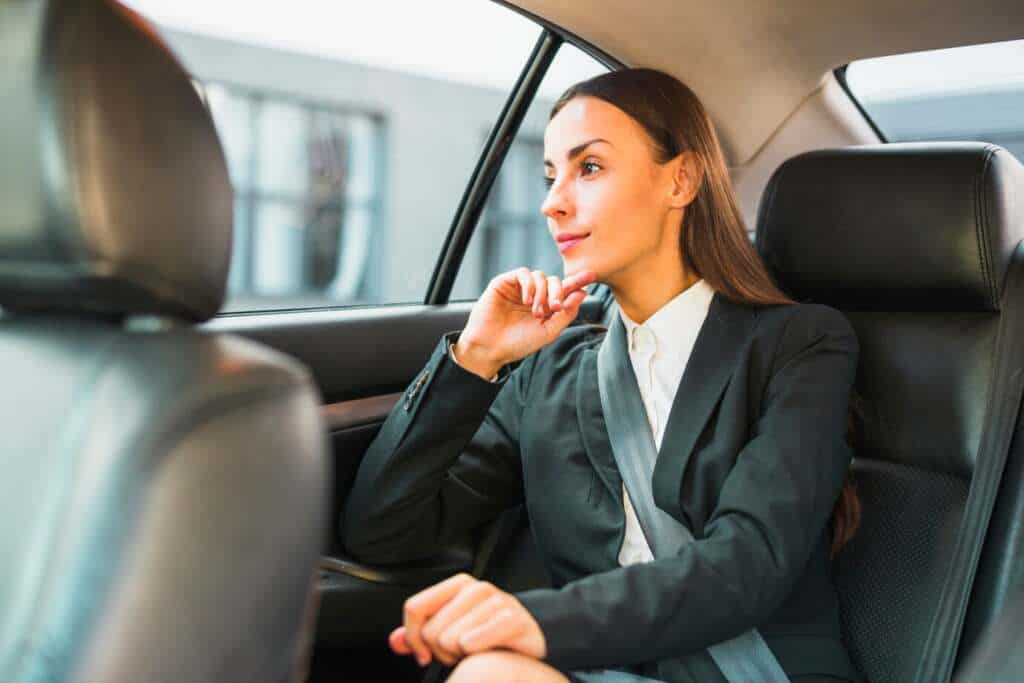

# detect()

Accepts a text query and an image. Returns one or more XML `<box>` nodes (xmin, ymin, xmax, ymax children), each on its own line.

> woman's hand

<box><xmin>388</xmin><ymin>573</ymin><xmax>547</xmax><ymax>668</ymax></box>
<box><xmin>453</xmin><ymin>267</ymin><xmax>598</xmax><ymax>380</ymax></box>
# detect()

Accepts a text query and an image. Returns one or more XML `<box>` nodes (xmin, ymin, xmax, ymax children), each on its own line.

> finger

<box><xmin>404</xmin><ymin>573</ymin><xmax>474</xmax><ymax>666</ymax></box>
<box><xmin>515</xmin><ymin>267</ymin><xmax>534</xmax><ymax>306</ymax></box>
<box><xmin>561</xmin><ymin>269</ymin><xmax>597</xmax><ymax>295</ymax></box>
<box><xmin>440</xmin><ymin>593</ymin><xmax>506</xmax><ymax>654</ymax></box>
<box><xmin>531</xmin><ymin>271</ymin><xmax>549</xmax><ymax>318</ymax></box>
<box><xmin>404</xmin><ymin>573</ymin><xmax>473</xmax><ymax>664</ymax></box>
<box><xmin>423</xmin><ymin>580</ymin><xmax>497</xmax><ymax>648</ymax></box>
<box><xmin>564</xmin><ymin>269</ymin><xmax>597</xmax><ymax>290</ymax></box>
<box><xmin>547</xmin><ymin>275</ymin><xmax>563</xmax><ymax>312</ymax></box>
<box><xmin>421</xmin><ymin>581</ymin><xmax>497</xmax><ymax>664</ymax></box>
<box><xmin>563</xmin><ymin>289</ymin><xmax>586</xmax><ymax>310</ymax></box>
<box><xmin>389</xmin><ymin>626</ymin><xmax>412</xmax><ymax>655</ymax></box>
<box><xmin>545</xmin><ymin>290</ymin><xmax>586</xmax><ymax>329</ymax></box>
<box><xmin>459</xmin><ymin>607</ymin><xmax>529</xmax><ymax>655</ymax></box>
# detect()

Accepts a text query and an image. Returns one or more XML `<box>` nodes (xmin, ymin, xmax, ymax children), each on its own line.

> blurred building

<box><xmin>165</xmin><ymin>29</ymin><xmax>566</xmax><ymax>312</ymax></box>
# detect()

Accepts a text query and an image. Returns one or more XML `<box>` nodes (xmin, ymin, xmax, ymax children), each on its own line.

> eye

<box><xmin>543</xmin><ymin>175</ymin><xmax>554</xmax><ymax>189</ymax></box>
<box><xmin>580</xmin><ymin>161</ymin><xmax>602</xmax><ymax>176</ymax></box>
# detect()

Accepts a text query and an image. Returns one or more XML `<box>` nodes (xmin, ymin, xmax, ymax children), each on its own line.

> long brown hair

<box><xmin>552</xmin><ymin>67</ymin><xmax>861</xmax><ymax>556</ymax></box>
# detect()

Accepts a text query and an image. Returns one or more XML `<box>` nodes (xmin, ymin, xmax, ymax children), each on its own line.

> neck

<box><xmin>608</xmin><ymin>259</ymin><xmax>700</xmax><ymax>325</ymax></box>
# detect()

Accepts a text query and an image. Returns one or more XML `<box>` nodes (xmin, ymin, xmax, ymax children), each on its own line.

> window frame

<box><xmin>423</xmin><ymin>11</ymin><xmax>622</xmax><ymax>306</ymax></box>
<box><xmin>833</xmin><ymin>65</ymin><xmax>889</xmax><ymax>144</ymax></box>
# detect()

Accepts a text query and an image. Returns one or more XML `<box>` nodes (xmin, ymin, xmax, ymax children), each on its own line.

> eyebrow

<box><xmin>543</xmin><ymin>138</ymin><xmax>611</xmax><ymax>168</ymax></box>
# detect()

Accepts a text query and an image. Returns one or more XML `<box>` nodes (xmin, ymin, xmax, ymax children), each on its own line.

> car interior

<box><xmin>3</xmin><ymin>0</ymin><xmax>1024</xmax><ymax>682</ymax></box>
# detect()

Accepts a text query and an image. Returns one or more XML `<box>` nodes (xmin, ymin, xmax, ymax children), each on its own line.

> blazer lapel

<box><xmin>651</xmin><ymin>293</ymin><xmax>756</xmax><ymax>523</ymax></box>
<box><xmin>575</xmin><ymin>291</ymin><xmax>757</xmax><ymax>526</ymax></box>
<box><xmin>576</xmin><ymin>344</ymin><xmax>624</xmax><ymax>506</ymax></box>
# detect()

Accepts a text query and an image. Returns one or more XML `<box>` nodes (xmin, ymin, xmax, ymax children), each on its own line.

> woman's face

<box><xmin>542</xmin><ymin>96</ymin><xmax>689</xmax><ymax>285</ymax></box>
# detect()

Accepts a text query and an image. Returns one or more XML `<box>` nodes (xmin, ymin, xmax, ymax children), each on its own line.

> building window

<box><xmin>201</xmin><ymin>82</ymin><xmax>385</xmax><ymax>312</ymax></box>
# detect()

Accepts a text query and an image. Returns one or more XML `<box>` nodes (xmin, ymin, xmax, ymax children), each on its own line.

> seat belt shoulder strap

<box><xmin>596</xmin><ymin>315</ymin><xmax>789</xmax><ymax>683</ymax></box>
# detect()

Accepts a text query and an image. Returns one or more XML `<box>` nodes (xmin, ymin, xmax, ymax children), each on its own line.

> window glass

<box><xmin>200</xmin><ymin>82</ymin><xmax>385</xmax><ymax>309</ymax></box>
<box><xmin>845</xmin><ymin>39</ymin><xmax>1024</xmax><ymax>162</ymax></box>
<box><xmin>122</xmin><ymin>0</ymin><xmax>544</xmax><ymax>312</ymax></box>
<box><xmin>451</xmin><ymin>44</ymin><xmax>609</xmax><ymax>301</ymax></box>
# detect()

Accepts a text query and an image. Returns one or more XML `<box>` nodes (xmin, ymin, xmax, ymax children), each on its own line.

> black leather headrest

<box><xmin>0</xmin><ymin>0</ymin><xmax>232</xmax><ymax>321</ymax></box>
<box><xmin>755</xmin><ymin>143</ymin><xmax>1024</xmax><ymax>312</ymax></box>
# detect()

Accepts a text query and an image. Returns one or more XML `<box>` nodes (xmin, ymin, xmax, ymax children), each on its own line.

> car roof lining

<box><xmin>506</xmin><ymin>0</ymin><xmax>1024</xmax><ymax>165</ymax></box>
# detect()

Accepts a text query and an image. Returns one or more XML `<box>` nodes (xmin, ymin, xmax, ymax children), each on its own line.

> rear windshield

<box><xmin>844</xmin><ymin>39</ymin><xmax>1024</xmax><ymax>162</ymax></box>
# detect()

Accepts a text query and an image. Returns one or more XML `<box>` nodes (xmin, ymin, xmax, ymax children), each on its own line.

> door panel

<box><xmin>204</xmin><ymin>295</ymin><xmax>608</xmax><ymax>402</ymax></box>
<box><xmin>206</xmin><ymin>303</ymin><xmax>476</xmax><ymax>403</ymax></box>
<box><xmin>203</xmin><ymin>290</ymin><xmax>610</xmax><ymax>675</ymax></box>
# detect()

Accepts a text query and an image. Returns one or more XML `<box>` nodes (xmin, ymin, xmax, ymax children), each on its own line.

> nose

<box><xmin>541</xmin><ymin>175</ymin><xmax>572</xmax><ymax>221</ymax></box>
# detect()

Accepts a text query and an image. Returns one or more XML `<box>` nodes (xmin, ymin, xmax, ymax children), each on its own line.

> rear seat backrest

<box><xmin>755</xmin><ymin>143</ymin><xmax>1024</xmax><ymax>683</ymax></box>
<box><xmin>0</xmin><ymin>2</ymin><xmax>327</xmax><ymax>680</ymax></box>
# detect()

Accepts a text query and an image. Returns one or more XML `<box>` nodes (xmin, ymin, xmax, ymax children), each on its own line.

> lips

<box><xmin>556</xmin><ymin>233</ymin><xmax>589</xmax><ymax>253</ymax></box>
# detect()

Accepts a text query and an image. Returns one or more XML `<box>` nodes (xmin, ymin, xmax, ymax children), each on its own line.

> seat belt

<box><xmin>595</xmin><ymin>312</ymin><xmax>790</xmax><ymax>683</ymax></box>
<box><xmin>915</xmin><ymin>244</ymin><xmax>1024</xmax><ymax>682</ymax></box>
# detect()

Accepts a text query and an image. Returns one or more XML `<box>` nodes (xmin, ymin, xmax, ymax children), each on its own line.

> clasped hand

<box><xmin>389</xmin><ymin>573</ymin><xmax>547</xmax><ymax>668</ymax></box>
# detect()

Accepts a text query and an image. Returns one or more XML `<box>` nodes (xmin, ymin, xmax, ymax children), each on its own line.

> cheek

<box><xmin>575</xmin><ymin>179</ymin><xmax>633</xmax><ymax>227</ymax></box>
<box><xmin>577</xmin><ymin>177</ymin><xmax>661</xmax><ymax>248</ymax></box>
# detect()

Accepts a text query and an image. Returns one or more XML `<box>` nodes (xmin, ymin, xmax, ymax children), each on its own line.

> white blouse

<box><xmin>615</xmin><ymin>278</ymin><xmax>715</xmax><ymax>566</ymax></box>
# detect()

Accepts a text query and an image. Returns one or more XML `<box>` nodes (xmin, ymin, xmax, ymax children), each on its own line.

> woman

<box><xmin>342</xmin><ymin>68</ymin><xmax>862</xmax><ymax>682</ymax></box>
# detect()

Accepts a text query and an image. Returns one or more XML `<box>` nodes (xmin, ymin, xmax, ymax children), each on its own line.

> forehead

<box><xmin>543</xmin><ymin>96</ymin><xmax>644</xmax><ymax>155</ymax></box>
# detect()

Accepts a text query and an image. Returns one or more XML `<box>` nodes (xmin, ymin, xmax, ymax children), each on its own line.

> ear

<box><xmin>667</xmin><ymin>151</ymin><xmax>703</xmax><ymax>209</ymax></box>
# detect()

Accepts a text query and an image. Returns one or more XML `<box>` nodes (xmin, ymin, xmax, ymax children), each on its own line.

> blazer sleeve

<box><xmin>516</xmin><ymin>304</ymin><xmax>859</xmax><ymax>671</ymax></box>
<box><xmin>341</xmin><ymin>330</ymin><xmax>534</xmax><ymax>565</ymax></box>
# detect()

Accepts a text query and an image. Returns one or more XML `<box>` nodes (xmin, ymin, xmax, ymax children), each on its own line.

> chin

<box><xmin>564</xmin><ymin>258</ymin><xmax>601</xmax><ymax>282</ymax></box>
<box><xmin>562</xmin><ymin>258</ymin><xmax>583</xmax><ymax>275</ymax></box>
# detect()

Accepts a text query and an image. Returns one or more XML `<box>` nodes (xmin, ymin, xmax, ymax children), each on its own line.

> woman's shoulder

<box><xmin>752</xmin><ymin>299</ymin><xmax>854</xmax><ymax>330</ymax></box>
<box><xmin>749</xmin><ymin>299</ymin><xmax>859</xmax><ymax>355</ymax></box>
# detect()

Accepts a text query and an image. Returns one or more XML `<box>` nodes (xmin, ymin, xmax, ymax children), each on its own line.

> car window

<box><xmin>844</xmin><ymin>39</ymin><xmax>1024</xmax><ymax>162</ymax></box>
<box><xmin>123</xmin><ymin>0</ymin><xmax>546</xmax><ymax>313</ymax></box>
<box><xmin>450</xmin><ymin>43</ymin><xmax>608</xmax><ymax>301</ymax></box>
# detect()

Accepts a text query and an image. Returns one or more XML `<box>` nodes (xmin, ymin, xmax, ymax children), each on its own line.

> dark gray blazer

<box><xmin>342</xmin><ymin>293</ymin><xmax>862</xmax><ymax>682</ymax></box>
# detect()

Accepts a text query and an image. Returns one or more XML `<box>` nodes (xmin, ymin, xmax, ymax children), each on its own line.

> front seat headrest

<box><xmin>755</xmin><ymin>143</ymin><xmax>1024</xmax><ymax>312</ymax></box>
<box><xmin>0</xmin><ymin>0</ymin><xmax>232</xmax><ymax>322</ymax></box>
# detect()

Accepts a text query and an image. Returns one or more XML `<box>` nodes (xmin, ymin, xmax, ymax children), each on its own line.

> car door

<box><xmin>125</xmin><ymin>1</ymin><xmax>614</xmax><ymax>680</ymax></box>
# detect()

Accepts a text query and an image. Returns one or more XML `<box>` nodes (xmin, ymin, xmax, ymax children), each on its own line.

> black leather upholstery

<box><xmin>755</xmin><ymin>143</ymin><xmax>1024</xmax><ymax>683</ymax></box>
<box><xmin>1</xmin><ymin>322</ymin><xmax>327</xmax><ymax>682</ymax></box>
<box><xmin>757</xmin><ymin>143</ymin><xmax>1024</xmax><ymax>312</ymax></box>
<box><xmin>0</xmin><ymin>0</ymin><xmax>231</xmax><ymax>322</ymax></box>
<box><xmin>0</xmin><ymin>2</ymin><xmax>327</xmax><ymax>681</ymax></box>
<box><xmin>956</xmin><ymin>586</ymin><xmax>1024</xmax><ymax>682</ymax></box>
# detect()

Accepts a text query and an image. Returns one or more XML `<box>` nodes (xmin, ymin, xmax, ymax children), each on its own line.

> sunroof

<box><xmin>844</xmin><ymin>39</ymin><xmax>1024</xmax><ymax>162</ymax></box>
